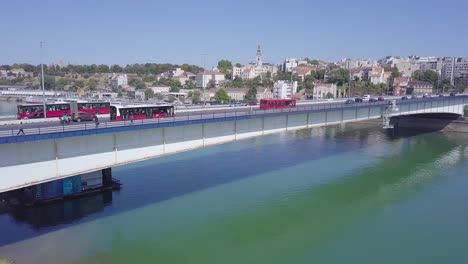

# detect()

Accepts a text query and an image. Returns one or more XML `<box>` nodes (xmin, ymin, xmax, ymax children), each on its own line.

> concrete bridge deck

<box><xmin>0</xmin><ymin>95</ymin><xmax>466</xmax><ymax>192</ymax></box>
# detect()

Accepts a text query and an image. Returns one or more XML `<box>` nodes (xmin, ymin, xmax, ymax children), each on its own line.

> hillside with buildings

<box><xmin>1</xmin><ymin>47</ymin><xmax>468</xmax><ymax>104</ymax></box>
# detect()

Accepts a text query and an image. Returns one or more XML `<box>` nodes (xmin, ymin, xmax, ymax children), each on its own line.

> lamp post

<box><xmin>40</xmin><ymin>41</ymin><xmax>47</xmax><ymax>118</ymax></box>
<box><xmin>201</xmin><ymin>53</ymin><xmax>207</xmax><ymax>108</ymax></box>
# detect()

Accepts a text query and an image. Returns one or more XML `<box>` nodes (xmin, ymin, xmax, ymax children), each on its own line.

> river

<box><xmin>1</xmin><ymin>122</ymin><xmax>468</xmax><ymax>263</ymax></box>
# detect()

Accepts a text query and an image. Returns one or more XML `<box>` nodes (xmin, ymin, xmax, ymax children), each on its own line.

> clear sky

<box><xmin>2</xmin><ymin>0</ymin><xmax>468</xmax><ymax>68</ymax></box>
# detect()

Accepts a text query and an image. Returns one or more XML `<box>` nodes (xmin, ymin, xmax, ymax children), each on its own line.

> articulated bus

<box><xmin>259</xmin><ymin>98</ymin><xmax>296</xmax><ymax>110</ymax></box>
<box><xmin>110</xmin><ymin>104</ymin><xmax>175</xmax><ymax>121</ymax></box>
<box><xmin>17</xmin><ymin>101</ymin><xmax>111</xmax><ymax>119</ymax></box>
<box><xmin>17</xmin><ymin>102</ymin><xmax>71</xmax><ymax>119</ymax></box>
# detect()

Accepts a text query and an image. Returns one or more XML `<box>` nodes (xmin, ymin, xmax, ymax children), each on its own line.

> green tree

<box><xmin>145</xmin><ymin>88</ymin><xmax>154</xmax><ymax>100</ymax></box>
<box><xmin>244</xmin><ymin>86</ymin><xmax>257</xmax><ymax>102</ymax></box>
<box><xmin>214</xmin><ymin>88</ymin><xmax>231</xmax><ymax>102</ymax></box>
<box><xmin>86</xmin><ymin>79</ymin><xmax>98</xmax><ymax>90</ymax></box>
<box><xmin>217</xmin><ymin>59</ymin><xmax>233</xmax><ymax>74</ymax></box>
<box><xmin>207</xmin><ymin>79</ymin><xmax>216</xmax><ymax>88</ymax></box>
<box><xmin>192</xmin><ymin>90</ymin><xmax>201</xmax><ymax>103</ymax></box>
<box><xmin>328</xmin><ymin>68</ymin><xmax>350</xmax><ymax>86</ymax></box>
<box><xmin>97</xmin><ymin>64</ymin><xmax>110</xmax><ymax>73</ymax></box>
<box><xmin>391</xmin><ymin>66</ymin><xmax>402</xmax><ymax>78</ymax></box>
<box><xmin>56</xmin><ymin>78</ymin><xmax>70</xmax><ymax>90</ymax></box>
<box><xmin>185</xmin><ymin>80</ymin><xmax>196</xmax><ymax>89</ymax></box>
<box><xmin>326</xmin><ymin>92</ymin><xmax>334</xmax><ymax>99</ymax></box>
<box><xmin>43</xmin><ymin>75</ymin><xmax>56</xmax><ymax>90</ymax></box>
<box><xmin>111</xmin><ymin>65</ymin><xmax>123</xmax><ymax>73</ymax></box>
<box><xmin>170</xmin><ymin>86</ymin><xmax>180</xmax><ymax>93</ymax></box>
<box><xmin>235</xmin><ymin>63</ymin><xmax>242</xmax><ymax>67</ymax></box>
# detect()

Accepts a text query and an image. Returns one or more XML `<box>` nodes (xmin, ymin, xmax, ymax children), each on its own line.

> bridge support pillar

<box><xmin>102</xmin><ymin>168</ymin><xmax>112</xmax><ymax>186</ymax></box>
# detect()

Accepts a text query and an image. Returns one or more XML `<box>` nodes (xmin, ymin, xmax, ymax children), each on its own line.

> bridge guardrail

<box><xmin>0</xmin><ymin>96</ymin><xmax>466</xmax><ymax>139</ymax></box>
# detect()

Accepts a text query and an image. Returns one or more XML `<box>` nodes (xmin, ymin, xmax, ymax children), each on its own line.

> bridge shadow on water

<box><xmin>0</xmin><ymin>122</ymin><xmax>463</xmax><ymax>247</ymax></box>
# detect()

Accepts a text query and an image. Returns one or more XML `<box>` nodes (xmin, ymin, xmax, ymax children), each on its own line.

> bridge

<box><xmin>0</xmin><ymin>96</ymin><xmax>466</xmax><ymax>193</ymax></box>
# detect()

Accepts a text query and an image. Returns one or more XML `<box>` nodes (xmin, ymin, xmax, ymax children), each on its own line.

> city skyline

<box><xmin>2</xmin><ymin>0</ymin><xmax>468</xmax><ymax>67</ymax></box>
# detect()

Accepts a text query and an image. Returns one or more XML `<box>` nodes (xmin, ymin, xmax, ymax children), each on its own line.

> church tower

<box><xmin>256</xmin><ymin>45</ymin><xmax>262</xmax><ymax>66</ymax></box>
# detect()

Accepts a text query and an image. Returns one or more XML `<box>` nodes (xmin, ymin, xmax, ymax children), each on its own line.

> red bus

<box><xmin>77</xmin><ymin>102</ymin><xmax>111</xmax><ymax>114</ymax></box>
<box><xmin>110</xmin><ymin>104</ymin><xmax>175</xmax><ymax>121</ymax></box>
<box><xmin>17</xmin><ymin>102</ymin><xmax>71</xmax><ymax>119</ymax></box>
<box><xmin>260</xmin><ymin>98</ymin><xmax>296</xmax><ymax>110</ymax></box>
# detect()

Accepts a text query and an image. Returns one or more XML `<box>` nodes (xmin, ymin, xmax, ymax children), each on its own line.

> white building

<box><xmin>370</xmin><ymin>67</ymin><xmax>385</xmax><ymax>84</ymax></box>
<box><xmin>313</xmin><ymin>83</ymin><xmax>337</xmax><ymax>99</ymax></box>
<box><xmin>109</xmin><ymin>73</ymin><xmax>128</xmax><ymax>89</ymax></box>
<box><xmin>256</xmin><ymin>88</ymin><xmax>274</xmax><ymax>100</ymax></box>
<box><xmin>149</xmin><ymin>85</ymin><xmax>170</xmax><ymax>94</ymax></box>
<box><xmin>196</xmin><ymin>71</ymin><xmax>225</xmax><ymax>88</ymax></box>
<box><xmin>225</xmin><ymin>88</ymin><xmax>248</xmax><ymax>101</ymax></box>
<box><xmin>441</xmin><ymin>57</ymin><xmax>468</xmax><ymax>85</ymax></box>
<box><xmin>232</xmin><ymin>45</ymin><xmax>275</xmax><ymax>80</ymax></box>
<box><xmin>281</xmin><ymin>58</ymin><xmax>308</xmax><ymax>72</ymax></box>
<box><xmin>273</xmin><ymin>80</ymin><xmax>297</xmax><ymax>99</ymax></box>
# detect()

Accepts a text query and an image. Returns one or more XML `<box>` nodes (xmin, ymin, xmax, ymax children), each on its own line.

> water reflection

<box><xmin>7</xmin><ymin>191</ymin><xmax>113</xmax><ymax>230</ymax></box>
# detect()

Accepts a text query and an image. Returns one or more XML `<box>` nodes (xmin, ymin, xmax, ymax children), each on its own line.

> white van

<box><xmin>362</xmin><ymin>95</ymin><xmax>370</xmax><ymax>101</ymax></box>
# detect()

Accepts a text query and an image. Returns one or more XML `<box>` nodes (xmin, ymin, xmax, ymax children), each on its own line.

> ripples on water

<box><xmin>1</xmin><ymin>122</ymin><xmax>468</xmax><ymax>263</ymax></box>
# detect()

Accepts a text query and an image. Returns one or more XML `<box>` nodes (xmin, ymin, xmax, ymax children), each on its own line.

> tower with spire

<box><xmin>256</xmin><ymin>44</ymin><xmax>262</xmax><ymax>66</ymax></box>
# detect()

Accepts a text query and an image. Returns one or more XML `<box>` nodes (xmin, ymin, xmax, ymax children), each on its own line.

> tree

<box><xmin>244</xmin><ymin>86</ymin><xmax>257</xmax><ymax>102</ymax></box>
<box><xmin>97</xmin><ymin>64</ymin><xmax>110</xmax><ymax>73</ymax></box>
<box><xmin>217</xmin><ymin>60</ymin><xmax>233</xmax><ymax>74</ymax></box>
<box><xmin>413</xmin><ymin>70</ymin><xmax>438</xmax><ymax>85</ymax></box>
<box><xmin>111</xmin><ymin>65</ymin><xmax>123</xmax><ymax>73</ymax></box>
<box><xmin>43</xmin><ymin>75</ymin><xmax>56</xmax><ymax>90</ymax></box>
<box><xmin>56</xmin><ymin>78</ymin><xmax>70</xmax><ymax>90</ymax></box>
<box><xmin>170</xmin><ymin>86</ymin><xmax>180</xmax><ymax>93</ymax></box>
<box><xmin>207</xmin><ymin>79</ymin><xmax>216</xmax><ymax>88</ymax></box>
<box><xmin>326</xmin><ymin>92</ymin><xmax>334</xmax><ymax>99</ymax></box>
<box><xmin>192</xmin><ymin>90</ymin><xmax>201</xmax><ymax>103</ymax></box>
<box><xmin>391</xmin><ymin>66</ymin><xmax>402</xmax><ymax>78</ymax></box>
<box><xmin>144</xmin><ymin>88</ymin><xmax>154</xmax><ymax>100</ymax></box>
<box><xmin>214</xmin><ymin>88</ymin><xmax>231</xmax><ymax>102</ymax></box>
<box><xmin>328</xmin><ymin>68</ymin><xmax>349</xmax><ymax>86</ymax></box>
<box><xmin>185</xmin><ymin>80</ymin><xmax>196</xmax><ymax>89</ymax></box>
<box><xmin>235</xmin><ymin>63</ymin><xmax>242</xmax><ymax>67</ymax></box>
<box><xmin>86</xmin><ymin>79</ymin><xmax>98</xmax><ymax>90</ymax></box>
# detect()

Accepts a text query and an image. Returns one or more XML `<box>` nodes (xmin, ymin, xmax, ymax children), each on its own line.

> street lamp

<box><xmin>40</xmin><ymin>41</ymin><xmax>47</xmax><ymax>118</ymax></box>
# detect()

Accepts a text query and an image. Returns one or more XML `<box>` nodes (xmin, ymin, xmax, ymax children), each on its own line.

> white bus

<box><xmin>110</xmin><ymin>104</ymin><xmax>174</xmax><ymax>121</ymax></box>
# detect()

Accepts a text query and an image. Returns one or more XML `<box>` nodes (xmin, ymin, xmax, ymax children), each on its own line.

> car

<box><xmin>377</xmin><ymin>97</ymin><xmax>385</xmax><ymax>101</ymax></box>
<box><xmin>438</xmin><ymin>94</ymin><xmax>444</xmax><ymax>97</ymax></box>
<box><xmin>24</xmin><ymin>112</ymin><xmax>44</xmax><ymax>119</ymax></box>
<box><xmin>247</xmin><ymin>102</ymin><xmax>257</xmax><ymax>106</ymax></box>
<box><xmin>345</xmin><ymin>99</ymin><xmax>354</xmax><ymax>104</ymax></box>
<box><xmin>72</xmin><ymin>112</ymin><xmax>95</xmax><ymax>122</ymax></box>
<box><xmin>362</xmin><ymin>95</ymin><xmax>371</xmax><ymax>101</ymax></box>
<box><xmin>354</xmin><ymin>97</ymin><xmax>363</xmax><ymax>103</ymax></box>
<box><xmin>401</xmin><ymin>96</ymin><xmax>409</xmax><ymax>100</ymax></box>
<box><xmin>369</xmin><ymin>98</ymin><xmax>378</xmax><ymax>103</ymax></box>
<box><xmin>450</xmin><ymin>92</ymin><xmax>455</xmax><ymax>96</ymax></box>
<box><xmin>410</xmin><ymin>95</ymin><xmax>418</xmax><ymax>99</ymax></box>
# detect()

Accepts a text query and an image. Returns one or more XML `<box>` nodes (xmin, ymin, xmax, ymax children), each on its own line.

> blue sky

<box><xmin>2</xmin><ymin>0</ymin><xmax>468</xmax><ymax>68</ymax></box>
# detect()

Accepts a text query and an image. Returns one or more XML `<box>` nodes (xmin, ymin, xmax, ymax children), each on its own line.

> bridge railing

<box><xmin>0</xmin><ymin>96</ymin><xmax>465</xmax><ymax>138</ymax></box>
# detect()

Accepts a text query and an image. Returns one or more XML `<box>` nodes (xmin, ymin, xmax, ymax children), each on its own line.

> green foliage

<box><xmin>328</xmin><ymin>68</ymin><xmax>350</xmax><ymax>86</ymax></box>
<box><xmin>391</xmin><ymin>66</ymin><xmax>402</xmax><ymax>78</ymax></box>
<box><xmin>144</xmin><ymin>88</ymin><xmax>154</xmax><ymax>100</ymax></box>
<box><xmin>170</xmin><ymin>86</ymin><xmax>180</xmax><ymax>93</ymax></box>
<box><xmin>464</xmin><ymin>105</ymin><xmax>468</xmax><ymax>117</ymax></box>
<box><xmin>326</xmin><ymin>92</ymin><xmax>334</xmax><ymax>99</ymax></box>
<box><xmin>207</xmin><ymin>79</ymin><xmax>216</xmax><ymax>88</ymax></box>
<box><xmin>412</xmin><ymin>70</ymin><xmax>438</xmax><ymax>85</ymax></box>
<box><xmin>111</xmin><ymin>65</ymin><xmax>123</xmax><ymax>73</ymax></box>
<box><xmin>56</xmin><ymin>78</ymin><xmax>70</xmax><ymax>90</ymax></box>
<box><xmin>43</xmin><ymin>75</ymin><xmax>56</xmax><ymax>90</ymax></box>
<box><xmin>244</xmin><ymin>86</ymin><xmax>257</xmax><ymax>102</ymax></box>
<box><xmin>191</xmin><ymin>91</ymin><xmax>202</xmax><ymax>103</ymax></box>
<box><xmin>86</xmin><ymin>79</ymin><xmax>98</xmax><ymax>90</ymax></box>
<box><xmin>275</xmin><ymin>72</ymin><xmax>293</xmax><ymax>81</ymax></box>
<box><xmin>235</xmin><ymin>63</ymin><xmax>242</xmax><ymax>67</ymax></box>
<box><xmin>214</xmin><ymin>88</ymin><xmax>231</xmax><ymax>102</ymax></box>
<box><xmin>184</xmin><ymin>80</ymin><xmax>196</xmax><ymax>89</ymax></box>
<box><xmin>217</xmin><ymin>60</ymin><xmax>233</xmax><ymax>74</ymax></box>
<box><xmin>129</xmin><ymin>78</ymin><xmax>146</xmax><ymax>90</ymax></box>
<box><xmin>157</xmin><ymin>78</ymin><xmax>181</xmax><ymax>89</ymax></box>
